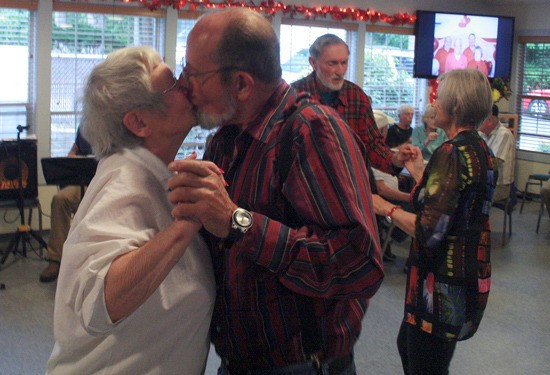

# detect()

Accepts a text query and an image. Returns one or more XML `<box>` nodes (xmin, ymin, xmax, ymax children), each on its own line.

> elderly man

<box><xmin>292</xmin><ymin>34</ymin><xmax>415</xmax><ymax>175</ymax></box>
<box><xmin>385</xmin><ymin>104</ymin><xmax>414</xmax><ymax>148</ymax></box>
<box><xmin>168</xmin><ymin>8</ymin><xmax>384</xmax><ymax>374</ymax></box>
<box><xmin>479</xmin><ymin>104</ymin><xmax>516</xmax><ymax>202</ymax></box>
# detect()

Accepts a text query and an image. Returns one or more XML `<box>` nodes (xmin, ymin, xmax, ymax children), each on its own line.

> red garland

<box><xmin>428</xmin><ymin>79</ymin><xmax>438</xmax><ymax>103</ymax></box>
<box><xmin>126</xmin><ymin>0</ymin><xmax>416</xmax><ymax>25</ymax></box>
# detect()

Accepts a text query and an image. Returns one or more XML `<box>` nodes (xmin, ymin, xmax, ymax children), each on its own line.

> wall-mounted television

<box><xmin>414</xmin><ymin>10</ymin><xmax>515</xmax><ymax>79</ymax></box>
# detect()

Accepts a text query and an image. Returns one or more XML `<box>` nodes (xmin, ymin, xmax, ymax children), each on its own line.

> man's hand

<box><xmin>392</xmin><ymin>144</ymin><xmax>421</xmax><ymax>168</ymax></box>
<box><xmin>167</xmin><ymin>159</ymin><xmax>237</xmax><ymax>238</ymax></box>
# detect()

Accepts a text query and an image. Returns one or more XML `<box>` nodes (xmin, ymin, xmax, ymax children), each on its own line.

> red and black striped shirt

<box><xmin>204</xmin><ymin>82</ymin><xmax>384</xmax><ymax>370</ymax></box>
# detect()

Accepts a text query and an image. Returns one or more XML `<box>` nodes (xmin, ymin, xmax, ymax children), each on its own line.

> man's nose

<box><xmin>336</xmin><ymin>63</ymin><xmax>347</xmax><ymax>76</ymax></box>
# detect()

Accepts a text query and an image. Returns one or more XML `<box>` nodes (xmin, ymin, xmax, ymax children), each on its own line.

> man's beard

<box><xmin>318</xmin><ymin>73</ymin><xmax>344</xmax><ymax>92</ymax></box>
<box><xmin>196</xmin><ymin>91</ymin><xmax>238</xmax><ymax>130</ymax></box>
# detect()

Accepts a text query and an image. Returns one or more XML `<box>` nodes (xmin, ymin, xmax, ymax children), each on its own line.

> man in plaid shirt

<box><xmin>292</xmin><ymin>34</ymin><xmax>417</xmax><ymax>176</ymax></box>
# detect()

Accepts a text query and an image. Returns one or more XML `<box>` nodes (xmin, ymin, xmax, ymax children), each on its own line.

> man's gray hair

<box><xmin>437</xmin><ymin>69</ymin><xmax>492</xmax><ymax>129</ymax></box>
<box><xmin>309</xmin><ymin>34</ymin><xmax>349</xmax><ymax>60</ymax></box>
<box><xmin>80</xmin><ymin>46</ymin><xmax>165</xmax><ymax>159</ymax></box>
<box><xmin>398</xmin><ymin>104</ymin><xmax>414</xmax><ymax>116</ymax></box>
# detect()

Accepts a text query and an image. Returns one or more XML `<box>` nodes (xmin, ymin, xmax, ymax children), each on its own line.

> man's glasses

<box><xmin>160</xmin><ymin>75</ymin><xmax>179</xmax><ymax>95</ymax></box>
<box><xmin>180</xmin><ymin>66</ymin><xmax>237</xmax><ymax>84</ymax></box>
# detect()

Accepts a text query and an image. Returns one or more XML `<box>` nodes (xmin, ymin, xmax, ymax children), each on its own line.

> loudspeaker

<box><xmin>0</xmin><ymin>139</ymin><xmax>38</xmax><ymax>201</ymax></box>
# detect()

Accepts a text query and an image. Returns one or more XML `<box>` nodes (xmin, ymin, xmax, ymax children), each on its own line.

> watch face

<box><xmin>233</xmin><ymin>208</ymin><xmax>253</xmax><ymax>234</ymax></box>
<box><xmin>235</xmin><ymin>210</ymin><xmax>252</xmax><ymax>227</ymax></box>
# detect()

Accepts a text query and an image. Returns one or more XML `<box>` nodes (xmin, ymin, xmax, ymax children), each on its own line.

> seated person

<box><xmin>385</xmin><ymin>104</ymin><xmax>414</xmax><ymax>148</ymax></box>
<box><xmin>40</xmin><ymin>126</ymin><xmax>93</xmax><ymax>283</ymax></box>
<box><xmin>373</xmin><ymin>110</ymin><xmax>417</xmax><ymax>259</ymax></box>
<box><xmin>411</xmin><ymin>103</ymin><xmax>447</xmax><ymax>161</ymax></box>
<box><xmin>478</xmin><ymin>104</ymin><xmax>516</xmax><ymax>202</ymax></box>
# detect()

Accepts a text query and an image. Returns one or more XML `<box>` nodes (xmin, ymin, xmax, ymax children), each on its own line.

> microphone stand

<box><xmin>0</xmin><ymin>125</ymin><xmax>47</xmax><ymax>269</ymax></box>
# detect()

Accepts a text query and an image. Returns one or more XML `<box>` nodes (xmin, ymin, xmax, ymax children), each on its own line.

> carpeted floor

<box><xmin>1</xmin><ymin>200</ymin><xmax>549</xmax><ymax>375</ymax></box>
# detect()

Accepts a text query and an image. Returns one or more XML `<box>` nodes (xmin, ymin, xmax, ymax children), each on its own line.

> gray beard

<box><xmin>196</xmin><ymin>92</ymin><xmax>238</xmax><ymax>130</ymax></box>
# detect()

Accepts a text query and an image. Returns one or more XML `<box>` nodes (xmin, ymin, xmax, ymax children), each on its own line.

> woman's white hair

<box><xmin>421</xmin><ymin>103</ymin><xmax>435</xmax><ymax>127</ymax></box>
<box><xmin>80</xmin><ymin>46</ymin><xmax>165</xmax><ymax>159</ymax></box>
<box><xmin>437</xmin><ymin>69</ymin><xmax>492</xmax><ymax>129</ymax></box>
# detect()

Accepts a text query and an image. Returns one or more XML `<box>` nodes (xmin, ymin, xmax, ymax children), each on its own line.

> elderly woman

<box><xmin>373</xmin><ymin>69</ymin><xmax>496</xmax><ymax>374</ymax></box>
<box><xmin>411</xmin><ymin>103</ymin><xmax>448</xmax><ymax>161</ymax></box>
<box><xmin>46</xmin><ymin>46</ymin><xmax>215</xmax><ymax>374</ymax></box>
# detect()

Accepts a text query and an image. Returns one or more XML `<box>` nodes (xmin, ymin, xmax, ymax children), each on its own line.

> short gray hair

<box><xmin>309</xmin><ymin>34</ymin><xmax>349</xmax><ymax>60</ymax></box>
<box><xmin>80</xmin><ymin>46</ymin><xmax>165</xmax><ymax>159</ymax></box>
<box><xmin>436</xmin><ymin>69</ymin><xmax>492</xmax><ymax>129</ymax></box>
<box><xmin>421</xmin><ymin>104</ymin><xmax>435</xmax><ymax>126</ymax></box>
<box><xmin>398</xmin><ymin>104</ymin><xmax>414</xmax><ymax>116</ymax></box>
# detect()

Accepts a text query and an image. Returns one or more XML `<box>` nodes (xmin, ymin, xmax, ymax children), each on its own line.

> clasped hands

<box><xmin>167</xmin><ymin>155</ymin><xmax>237</xmax><ymax>239</ymax></box>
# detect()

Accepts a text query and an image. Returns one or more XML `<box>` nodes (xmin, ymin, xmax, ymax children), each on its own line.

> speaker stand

<box><xmin>0</xmin><ymin>125</ymin><xmax>47</xmax><ymax>268</ymax></box>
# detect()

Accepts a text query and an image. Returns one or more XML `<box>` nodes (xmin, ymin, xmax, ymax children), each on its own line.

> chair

<box><xmin>520</xmin><ymin>173</ymin><xmax>550</xmax><ymax>214</ymax></box>
<box><xmin>536</xmin><ymin>187</ymin><xmax>549</xmax><ymax>233</ymax></box>
<box><xmin>492</xmin><ymin>183</ymin><xmax>517</xmax><ymax>246</ymax></box>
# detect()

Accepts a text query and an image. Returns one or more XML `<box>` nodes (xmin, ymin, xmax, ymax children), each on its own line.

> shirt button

<box><xmin>216</xmin><ymin>325</ymin><xmax>221</xmax><ymax>333</ymax></box>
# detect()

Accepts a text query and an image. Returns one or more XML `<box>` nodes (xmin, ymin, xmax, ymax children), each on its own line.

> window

<box><xmin>516</xmin><ymin>39</ymin><xmax>550</xmax><ymax>154</ymax></box>
<box><xmin>363</xmin><ymin>31</ymin><xmax>426</xmax><ymax>125</ymax></box>
<box><xmin>0</xmin><ymin>7</ymin><xmax>32</xmax><ymax>140</ymax></box>
<box><xmin>50</xmin><ymin>4</ymin><xmax>163</xmax><ymax>156</ymax></box>
<box><xmin>279</xmin><ymin>22</ymin><xmax>357</xmax><ymax>84</ymax></box>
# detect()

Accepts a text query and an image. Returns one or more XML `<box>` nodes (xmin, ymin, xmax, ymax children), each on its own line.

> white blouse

<box><xmin>47</xmin><ymin>147</ymin><xmax>215</xmax><ymax>375</ymax></box>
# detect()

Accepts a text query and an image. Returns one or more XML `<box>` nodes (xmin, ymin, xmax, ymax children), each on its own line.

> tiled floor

<box><xmin>1</xmin><ymin>200</ymin><xmax>549</xmax><ymax>375</ymax></box>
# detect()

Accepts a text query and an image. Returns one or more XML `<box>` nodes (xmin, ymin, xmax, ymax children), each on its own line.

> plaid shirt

<box><xmin>292</xmin><ymin>72</ymin><xmax>398</xmax><ymax>175</ymax></box>
<box><xmin>204</xmin><ymin>81</ymin><xmax>383</xmax><ymax>370</ymax></box>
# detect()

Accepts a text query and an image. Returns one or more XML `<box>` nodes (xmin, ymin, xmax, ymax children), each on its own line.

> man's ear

<box><xmin>308</xmin><ymin>56</ymin><xmax>317</xmax><ymax>71</ymax></box>
<box><xmin>234</xmin><ymin>71</ymin><xmax>255</xmax><ymax>101</ymax></box>
<box><xmin>122</xmin><ymin>110</ymin><xmax>151</xmax><ymax>138</ymax></box>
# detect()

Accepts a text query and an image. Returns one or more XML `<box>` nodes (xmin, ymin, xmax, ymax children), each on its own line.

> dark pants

<box><xmin>397</xmin><ymin>321</ymin><xmax>457</xmax><ymax>375</ymax></box>
<box><xmin>217</xmin><ymin>354</ymin><xmax>356</xmax><ymax>375</ymax></box>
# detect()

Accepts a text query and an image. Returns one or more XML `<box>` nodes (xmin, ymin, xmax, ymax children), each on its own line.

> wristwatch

<box><xmin>228</xmin><ymin>207</ymin><xmax>253</xmax><ymax>240</ymax></box>
<box><xmin>385</xmin><ymin>205</ymin><xmax>402</xmax><ymax>224</ymax></box>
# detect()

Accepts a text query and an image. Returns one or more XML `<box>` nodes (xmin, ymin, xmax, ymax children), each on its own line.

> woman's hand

<box><xmin>405</xmin><ymin>153</ymin><xmax>425</xmax><ymax>182</ymax></box>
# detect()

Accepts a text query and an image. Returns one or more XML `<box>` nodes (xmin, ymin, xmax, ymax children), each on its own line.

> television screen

<box><xmin>414</xmin><ymin>10</ymin><xmax>515</xmax><ymax>79</ymax></box>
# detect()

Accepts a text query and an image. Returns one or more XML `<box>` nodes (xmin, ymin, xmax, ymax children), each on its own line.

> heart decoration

<box><xmin>458</xmin><ymin>15</ymin><xmax>471</xmax><ymax>28</ymax></box>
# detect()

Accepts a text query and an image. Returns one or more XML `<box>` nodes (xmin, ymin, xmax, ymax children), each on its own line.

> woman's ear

<box><xmin>122</xmin><ymin>110</ymin><xmax>152</xmax><ymax>138</ymax></box>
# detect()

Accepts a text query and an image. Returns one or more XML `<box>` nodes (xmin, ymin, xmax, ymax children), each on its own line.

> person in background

<box><xmin>411</xmin><ymin>103</ymin><xmax>448</xmax><ymax>161</ymax></box>
<box><xmin>385</xmin><ymin>104</ymin><xmax>414</xmax><ymax>148</ymax></box>
<box><xmin>478</xmin><ymin>104</ymin><xmax>516</xmax><ymax>202</ymax></box>
<box><xmin>372</xmin><ymin>69</ymin><xmax>495</xmax><ymax>374</ymax></box>
<box><xmin>445</xmin><ymin>37</ymin><xmax>468</xmax><ymax>73</ymax></box>
<box><xmin>46</xmin><ymin>46</ymin><xmax>215</xmax><ymax>374</ymax></box>
<box><xmin>467</xmin><ymin>46</ymin><xmax>489</xmax><ymax>76</ymax></box>
<box><xmin>292</xmin><ymin>33</ymin><xmax>416</xmax><ymax>176</ymax></box>
<box><xmin>168</xmin><ymin>8</ymin><xmax>383</xmax><ymax>374</ymax></box>
<box><xmin>373</xmin><ymin>110</ymin><xmax>416</xmax><ymax>261</ymax></box>
<box><xmin>39</xmin><ymin>126</ymin><xmax>92</xmax><ymax>282</ymax></box>
<box><xmin>434</xmin><ymin>36</ymin><xmax>453</xmax><ymax>75</ymax></box>
<box><xmin>463</xmin><ymin>33</ymin><xmax>478</xmax><ymax>63</ymax></box>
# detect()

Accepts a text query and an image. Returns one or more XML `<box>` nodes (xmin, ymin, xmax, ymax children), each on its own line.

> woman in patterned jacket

<box><xmin>372</xmin><ymin>69</ymin><xmax>496</xmax><ymax>375</ymax></box>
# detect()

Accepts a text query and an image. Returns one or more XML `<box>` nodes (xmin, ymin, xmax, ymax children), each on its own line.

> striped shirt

<box><xmin>292</xmin><ymin>72</ymin><xmax>398</xmax><ymax>175</ymax></box>
<box><xmin>204</xmin><ymin>81</ymin><xmax>384</xmax><ymax>370</ymax></box>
